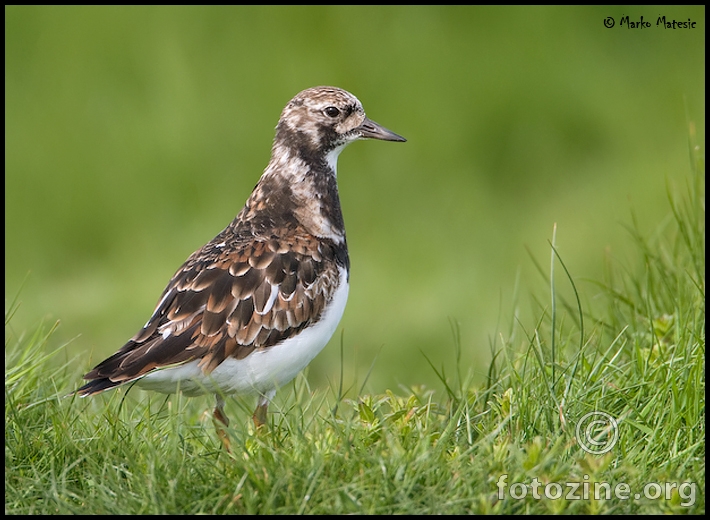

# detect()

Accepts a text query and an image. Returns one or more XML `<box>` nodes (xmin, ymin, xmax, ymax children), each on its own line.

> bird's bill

<box><xmin>357</xmin><ymin>117</ymin><xmax>406</xmax><ymax>142</ymax></box>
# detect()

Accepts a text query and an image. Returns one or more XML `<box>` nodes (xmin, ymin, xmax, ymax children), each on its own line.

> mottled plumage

<box><xmin>76</xmin><ymin>86</ymin><xmax>405</xmax><ymax>432</ymax></box>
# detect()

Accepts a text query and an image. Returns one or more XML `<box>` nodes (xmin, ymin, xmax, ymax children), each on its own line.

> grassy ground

<box><xmin>5</xmin><ymin>142</ymin><xmax>704</xmax><ymax>513</ymax></box>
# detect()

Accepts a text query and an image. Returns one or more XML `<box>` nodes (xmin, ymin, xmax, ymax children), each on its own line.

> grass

<box><xmin>5</xmin><ymin>135</ymin><xmax>704</xmax><ymax>513</ymax></box>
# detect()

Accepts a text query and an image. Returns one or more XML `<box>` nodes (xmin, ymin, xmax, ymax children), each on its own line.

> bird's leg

<box><xmin>213</xmin><ymin>394</ymin><xmax>231</xmax><ymax>451</ymax></box>
<box><xmin>252</xmin><ymin>391</ymin><xmax>274</xmax><ymax>428</ymax></box>
<box><xmin>252</xmin><ymin>397</ymin><xmax>268</xmax><ymax>428</ymax></box>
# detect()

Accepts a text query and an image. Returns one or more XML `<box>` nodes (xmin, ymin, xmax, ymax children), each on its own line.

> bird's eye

<box><xmin>324</xmin><ymin>106</ymin><xmax>340</xmax><ymax>118</ymax></box>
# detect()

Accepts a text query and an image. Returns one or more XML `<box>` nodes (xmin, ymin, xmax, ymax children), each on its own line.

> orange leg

<box><xmin>213</xmin><ymin>394</ymin><xmax>231</xmax><ymax>451</ymax></box>
<box><xmin>252</xmin><ymin>400</ymin><xmax>268</xmax><ymax>428</ymax></box>
<box><xmin>252</xmin><ymin>393</ymin><xmax>273</xmax><ymax>428</ymax></box>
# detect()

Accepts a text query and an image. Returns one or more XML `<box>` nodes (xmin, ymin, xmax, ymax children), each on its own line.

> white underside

<box><xmin>136</xmin><ymin>267</ymin><xmax>349</xmax><ymax>398</ymax></box>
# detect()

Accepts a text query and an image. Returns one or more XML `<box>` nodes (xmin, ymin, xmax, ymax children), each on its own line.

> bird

<box><xmin>75</xmin><ymin>86</ymin><xmax>405</xmax><ymax>440</ymax></box>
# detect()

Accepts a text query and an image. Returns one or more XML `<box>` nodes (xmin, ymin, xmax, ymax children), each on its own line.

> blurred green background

<box><xmin>5</xmin><ymin>6</ymin><xmax>705</xmax><ymax>394</ymax></box>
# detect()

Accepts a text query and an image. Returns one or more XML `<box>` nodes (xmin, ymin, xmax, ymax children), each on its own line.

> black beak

<box><xmin>357</xmin><ymin>117</ymin><xmax>406</xmax><ymax>142</ymax></box>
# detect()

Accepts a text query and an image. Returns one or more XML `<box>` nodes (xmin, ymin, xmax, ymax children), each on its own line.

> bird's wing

<box><xmin>76</xmin><ymin>230</ymin><xmax>342</xmax><ymax>395</ymax></box>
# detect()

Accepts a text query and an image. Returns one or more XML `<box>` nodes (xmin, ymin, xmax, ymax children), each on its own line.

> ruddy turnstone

<box><xmin>76</xmin><ymin>86</ymin><xmax>405</xmax><ymax>435</ymax></box>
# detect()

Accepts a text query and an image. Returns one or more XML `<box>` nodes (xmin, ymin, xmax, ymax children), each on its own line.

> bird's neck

<box><xmin>235</xmin><ymin>141</ymin><xmax>347</xmax><ymax>243</ymax></box>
